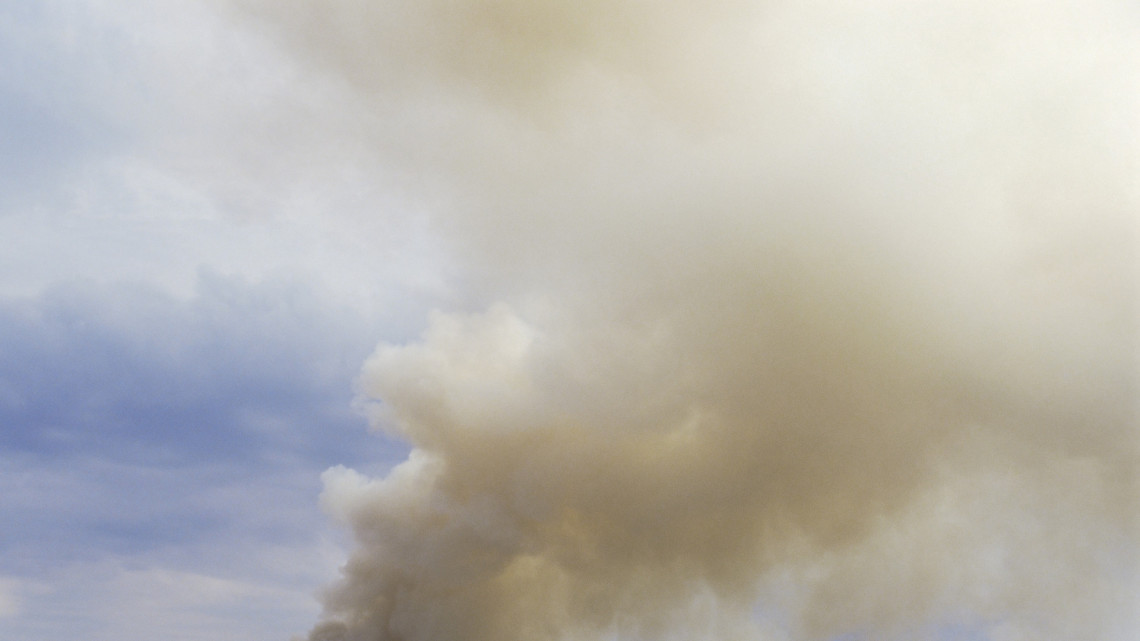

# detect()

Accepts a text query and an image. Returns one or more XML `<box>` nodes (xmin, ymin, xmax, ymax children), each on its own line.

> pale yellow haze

<box><xmin>218</xmin><ymin>1</ymin><xmax>1137</xmax><ymax>640</ymax></box>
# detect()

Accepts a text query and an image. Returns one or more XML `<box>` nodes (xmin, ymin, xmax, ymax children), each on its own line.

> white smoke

<box><xmin>215</xmin><ymin>1</ymin><xmax>1139</xmax><ymax>639</ymax></box>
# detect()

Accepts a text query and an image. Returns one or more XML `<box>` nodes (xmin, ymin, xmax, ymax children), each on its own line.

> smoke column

<box><xmin>219</xmin><ymin>1</ymin><xmax>1138</xmax><ymax>639</ymax></box>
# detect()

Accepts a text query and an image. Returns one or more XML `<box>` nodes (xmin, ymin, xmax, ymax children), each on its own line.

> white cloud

<box><xmin>0</xmin><ymin>560</ymin><xmax>325</xmax><ymax>641</ymax></box>
<box><xmin>0</xmin><ymin>0</ymin><xmax>450</xmax><ymax>319</ymax></box>
<box><xmin>0</xmin><ymin>577</ymin><xmax>25</xmax><ymax>619</ymax></box>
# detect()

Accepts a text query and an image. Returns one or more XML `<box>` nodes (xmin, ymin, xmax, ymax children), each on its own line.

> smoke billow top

<box><xmin>222</xmin><ymin>1</ymin><xmax>1137</xmax><ymax>639</ymax></box>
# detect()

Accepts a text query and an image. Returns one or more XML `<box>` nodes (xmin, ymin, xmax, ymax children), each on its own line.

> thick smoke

<box><xmin>220</xmin><ymin>1</ymin><xmax>1137</xmax><ymax>639</ymax></box>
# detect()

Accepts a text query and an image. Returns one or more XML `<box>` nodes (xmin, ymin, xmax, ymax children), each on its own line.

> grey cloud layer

<box><xmin>0</xmin><ymin>275</ymin><xmax>413</xmax><ymax>640</ymax></box>
<box><xmin>0</xmin><ymin>274</ymin><xmax>391</xmax><ymax>463</ymax></box>
<box><xmin>221</xmin><ymin>1</ymin><xmax>1137</xmax><ymax>640</ymax></box>
<box><xmin>0</xmin><ymin>4</ymin><xmax>441</xmax><ymax>640</ymax></box>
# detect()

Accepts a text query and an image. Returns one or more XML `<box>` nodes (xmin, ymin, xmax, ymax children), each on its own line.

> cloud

<box><xmin>0</xmin><ymin>274</ymin><xmax>392</xmax><ymax>465</ymax></box>
<box><xmin>0</xmin><ymin>560</ymin><xmax>324</xmax><ymax>641</ymax></box>
<box><xmin>0</xmin><ymin>4</ymin><xmax>456</xmax><ymax>641</ymax></box>
<box><xmin>0</xmin><ymin>1</ymin><xmax>130</xmax><ymax>214</ymax></box>
<box><xmin>0</xmin><ymin>273</ymin><xmax>415</xmax><ymax>641</ymax></box>
<box><xmin>0</xmin><ymin>577</ymin><xmax>25</xmax><ymax>619</ymax></box>
<box><xmin>0</xmin><ymin>0</ymin><xmax>445</xmax><ymax>307</ymax></box>
<box><xmin>216</xmin><ymin>1</ymin><xmax>1139</xmax><ymax>640</ymax></box>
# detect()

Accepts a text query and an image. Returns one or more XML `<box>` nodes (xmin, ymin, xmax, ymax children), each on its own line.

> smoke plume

<box><xmin>220</xmin><ymin>1</ymin><xmax>1138</xmax><ymax>639</ymax></box>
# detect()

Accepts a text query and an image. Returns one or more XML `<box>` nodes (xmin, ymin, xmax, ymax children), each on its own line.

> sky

<box><xmin>0</xmin><ymin>2</ymin><xmax>434</xmax><ymax>639</ymax></box>
<box><xmin>1</xmin><ymin>2</ymin><xmax>1137</xmax><ymax>641</ymax></box>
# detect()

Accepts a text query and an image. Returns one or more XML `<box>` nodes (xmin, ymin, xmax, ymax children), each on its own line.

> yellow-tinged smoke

<box><xmin>220</xmin><ymin>1</ymin><xmax>1138</xmax><ymax>639</ymax></box>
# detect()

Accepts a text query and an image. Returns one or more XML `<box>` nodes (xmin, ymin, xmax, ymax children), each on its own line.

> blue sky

<box><xmin>0</xmin><ymin>2</ymin><xmax>433</xmax><ymax>638</ymax></box>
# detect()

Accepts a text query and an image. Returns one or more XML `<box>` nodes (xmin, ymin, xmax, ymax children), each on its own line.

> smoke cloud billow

<box><xmin>219</xmin><ymin>1</ymin><xmax>1138</xmax><ymax>639</ymax></box>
